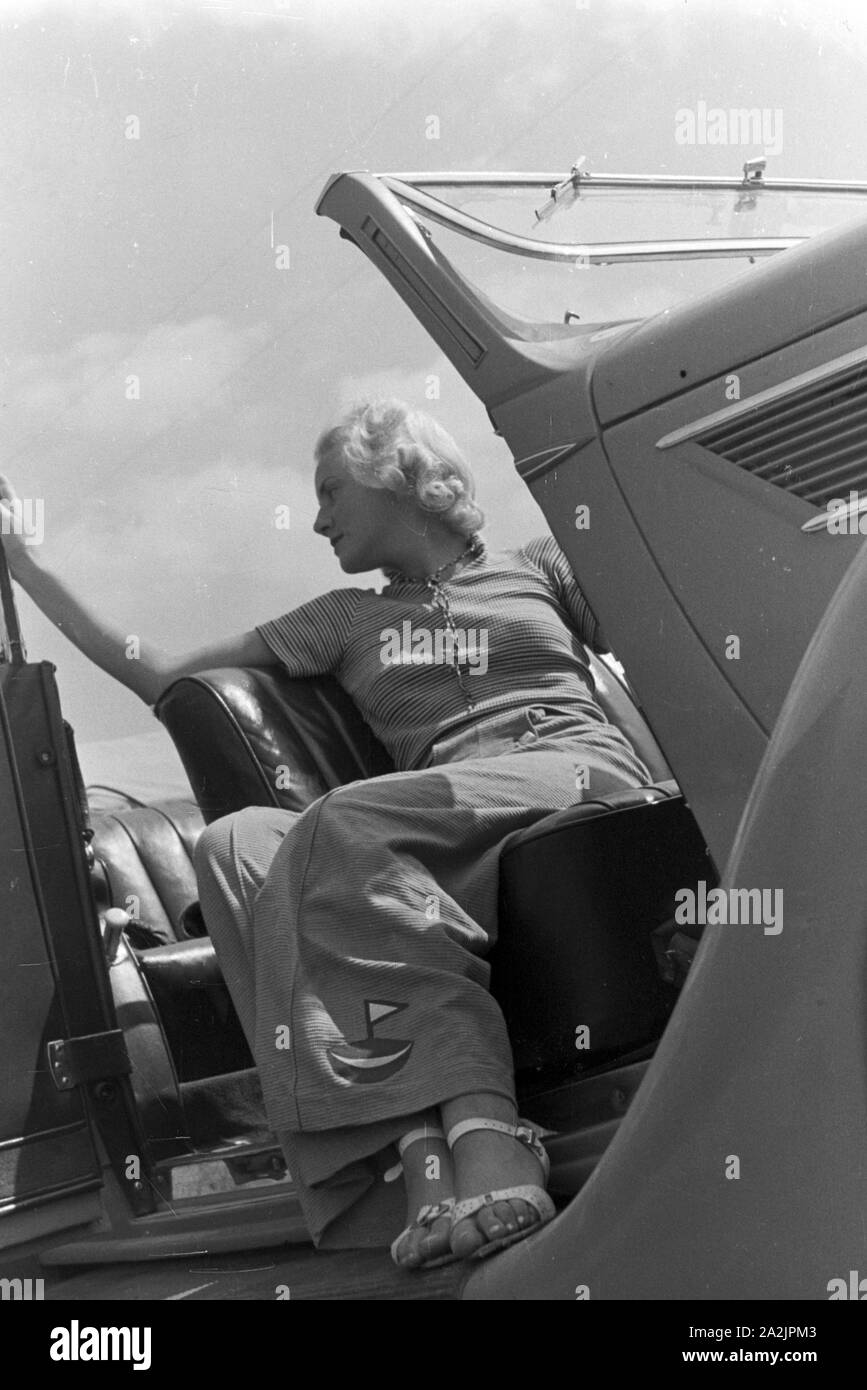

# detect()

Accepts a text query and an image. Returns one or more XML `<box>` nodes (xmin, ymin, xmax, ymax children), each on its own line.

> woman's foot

<box><xmin>391</xmin><ymin>1126</ymin><xmax>456</xmax><ymax>1269</ymax></box>
<box><xmin>442</xmin><ymin>1094</ymin><xmax>549</xmax><ymax>1259</ymax></box>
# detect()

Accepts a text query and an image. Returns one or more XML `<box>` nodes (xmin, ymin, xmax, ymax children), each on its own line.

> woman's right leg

<box><xmin>193</xmin><ymin>806</ymin><xmax>298</xmax><ymax>1054</ymax></box>
<box><xmin>194</xmin><ymin>805</ymin><xmax>454</xmax><ymax>1262</ymax></box>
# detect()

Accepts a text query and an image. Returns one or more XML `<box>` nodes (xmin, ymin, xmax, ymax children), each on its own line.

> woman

<box><xmin>0</xmin><ymin>399</ymin><xmax>652</xmax><ymax>1269</ymax></box>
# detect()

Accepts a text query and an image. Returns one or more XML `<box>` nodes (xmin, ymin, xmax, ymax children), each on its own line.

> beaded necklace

<box><xmin>386</xmin><ymin>533</ymin><xmax>486</xmax><ymax>707</ymax></box>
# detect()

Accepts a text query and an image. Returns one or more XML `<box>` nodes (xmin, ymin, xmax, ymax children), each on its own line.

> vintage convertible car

<box><xmin>3</xmin><ymin>163</ymin><xmax>867</xmax><ymax>1300</ymax></box>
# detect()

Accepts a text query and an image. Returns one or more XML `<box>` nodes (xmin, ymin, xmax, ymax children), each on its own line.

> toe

<box><xmin>397</xmin><ymin>1211</ymin><xmax>455</xmax><ymax>1268</ymax></box>
<box><xmin>474</xmin><ymin>1199</ymin><xmax>540</xmax><ymax>1245</ymax></box>
<box><xmin>450</xmin><ymin>1214</ymin><xmax>486</xmax><ymax>1258</ymax></box>
<box><xmin>476</xmin><ymin>1202</ymin><xmax>511</xmax><ymax>1241</ymax></box>
<box><xmin>510</xmin><ymin>1198</ymin><xmax>538</xmax><ymax>1230</ymax></box>
<box><xmin>395</xmin><ymin>1227</ymin><xmax>424</xmax><ymax>1267</ymax></box>
<box><xmin>417</xmin><ymin>1214</ymin><xmax>452</xmax><ymax>1262</ymax></box>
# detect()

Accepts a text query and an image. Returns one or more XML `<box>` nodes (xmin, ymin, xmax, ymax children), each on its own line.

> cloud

<box><xmin>31</xmin><ymin>446</ymin><xmax>342</xmax><ymax>636</ymax></box>
<box><xmin>4</xmin><ymin>313</ymin><xmax>335</xmax><ymax>621</ymax></box>
<box><xmin>4</xmin><ymin>0</ymin><xmax>867</xmax><ymax>53</ymax></box>
<box><xmin>9</xmin><ymin>315</ymin><xmax>273</xmax><ymax>447</ymax></box>
<box><xmin>0</xmin><ymin>0</ymin><xmax>499</xmax><ymax>50</ymax></box>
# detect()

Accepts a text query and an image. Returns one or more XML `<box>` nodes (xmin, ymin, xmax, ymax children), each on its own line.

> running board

<box><xmin>38</xmin><ymin>1165</ymin><xmax>308</xmax><ymax>1267</ymax></box>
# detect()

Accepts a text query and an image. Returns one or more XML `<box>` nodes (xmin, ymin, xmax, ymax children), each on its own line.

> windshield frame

<box><xmin>377</xmin><ymin>171</ymin><xmax>867</xmax><ymax>265</ymax></box>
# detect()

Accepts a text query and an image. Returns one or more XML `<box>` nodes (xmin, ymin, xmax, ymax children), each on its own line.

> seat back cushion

<box><xmin>155</xmin><ymin>668</ymin><xmax>394</xmax><ymax>823</ymax></box>
<box><xmin>90</xmin><ymin>798</ymin><xmax>253</xmax><ymax>1083</ymax></box>
<box><xmin>89</xmin><ymin>797</ymin><xmax>205</xmax><ymax>944</ymax></box>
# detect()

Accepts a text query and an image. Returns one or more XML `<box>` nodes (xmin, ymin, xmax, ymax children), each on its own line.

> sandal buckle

<box><xmin>423</xmin><ymin>1200</ymin><xmax>452</xmax><ymax>1223</ymax></box>
<box><xmin>515</xmin><ymin>1124</ymin><xmax>540</xmax><ymax>1149</ymax></box>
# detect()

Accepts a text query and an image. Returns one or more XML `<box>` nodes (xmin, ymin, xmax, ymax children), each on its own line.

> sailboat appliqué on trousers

<box><xmin>327</xmin><ymin>1001</ymin><xmax>414</xmax><ymax>1083</ymax></box>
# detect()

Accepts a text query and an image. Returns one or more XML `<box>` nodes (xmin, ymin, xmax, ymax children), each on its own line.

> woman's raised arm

<box><xmin>148</xmin><ymin>629</ymin><xmax>275</xmax><ymax>706</ymax></box>
<box><xmin>1</xmin><ymin>475</ymin><xmax>275</xmax><ymax>708</ymax></box>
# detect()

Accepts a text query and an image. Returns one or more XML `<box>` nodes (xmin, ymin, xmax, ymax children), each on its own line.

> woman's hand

<box><xmin>0</xmin><ymin>473</ymin><xmax>34</xmax><ymax>580</ymax></box>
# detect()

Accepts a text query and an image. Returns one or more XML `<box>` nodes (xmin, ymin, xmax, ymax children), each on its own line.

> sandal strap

<box><xmin>383</xmin><ymin>1124</ymin><xmax>446</xmax><ymax>1183</ymax></box>
<box><xmin>389</xmin><ymin>1198</ymin><xmax>455</xmax><ymax>1263</ymax></box>
<box><xmin>398</xmin><ymin>1125</ymin><xmax>445</xmax><ymax>1158</ymax></box>
<box><xmin>414</xmin><ymin>1198</ymin><xmax>455</xmax><ymax>1226</ymax></box>
<box><xmin>445</xmin><ymin>1117</ymin><xmax>550</xmax><ymax>1180</ymax></box>
<box><xmin>452</xmin><ymin>1185</ymin><xmax>555</xmax><ymax>1226</ymax></box>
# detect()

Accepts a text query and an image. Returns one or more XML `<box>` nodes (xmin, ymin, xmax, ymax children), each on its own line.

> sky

<box><xmin>3</xmin><ymin>0</ymin><xmax>867</xmax><ymax>792</ymax></box>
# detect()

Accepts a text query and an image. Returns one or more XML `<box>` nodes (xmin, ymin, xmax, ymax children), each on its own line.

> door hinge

<box><xmin>47</xmin><ymin>1030</ymin><xmax>132</xmax><ymax>1091</ymax></box>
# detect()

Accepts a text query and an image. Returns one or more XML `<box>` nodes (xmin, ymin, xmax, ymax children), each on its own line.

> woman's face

<box><xmin>313</xmin><ymin>453</ymin><xmax>411</xmax><ymax>573</ymax></box>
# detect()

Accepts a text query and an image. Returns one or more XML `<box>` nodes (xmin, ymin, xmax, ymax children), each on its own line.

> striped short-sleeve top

<box><xmin>256</xmin><ymin>534</ymin><xmax>632</xmax><ymax>774</ymax></box>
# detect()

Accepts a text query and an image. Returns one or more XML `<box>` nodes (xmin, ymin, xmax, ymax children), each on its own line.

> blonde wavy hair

<box><xmin>314</xmin><ymin>398</ymin><xmax>485</xmax><ymax>538</ymax></box>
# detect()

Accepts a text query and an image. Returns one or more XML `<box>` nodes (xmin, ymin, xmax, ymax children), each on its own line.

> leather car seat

<box><xmin>145</xmin><ymin>657</ymin><xmax>714</xmax><ymax>1081</ymax></box>
<box><xmin>89</xmin><ymin>799</ymin><xmax>254</xmax><ymax>1083</ymax></box>
<box><xmin>154</xmin><ymin>657</ymin><xmax>673</xmax><ymax>820</ymax></box>
<box><xmin>89</xmin><ymin>799</ymin><xmax>204</xmax><ymax>947</ymax></box>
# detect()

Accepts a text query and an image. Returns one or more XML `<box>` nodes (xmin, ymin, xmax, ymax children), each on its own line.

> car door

<box><xmin>0</xmin><ymin>547</ymin><xmax>156</xmax><ymax>1258</ymax></box>
<box><xmin>0</xmin><ymin>682</ymin><xmax>106</xmax><ymax>1253</ymax></box>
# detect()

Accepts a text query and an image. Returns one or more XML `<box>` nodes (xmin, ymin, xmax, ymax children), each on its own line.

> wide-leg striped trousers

<box><xmin>194</xmin><ymin>703</ymin><xmax>651</xmax><ymax>1247</ymax></box>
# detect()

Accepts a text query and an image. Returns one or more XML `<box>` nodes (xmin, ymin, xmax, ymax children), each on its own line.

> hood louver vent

<box><xmin>656</xmin><ymin>347</ymin><xmax>867</xmax><ymax>509</ymax></box>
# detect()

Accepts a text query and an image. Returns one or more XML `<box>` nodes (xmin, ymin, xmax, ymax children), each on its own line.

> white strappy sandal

<box><xmin>387</xmin><ymin>1126</ymin><xmax>459</xmax><ymax>1270</ymax></box>
<box><xmin>447</xmin><ymin>1117</ymin><xmax>556</xmax><ymax>1260</ymax></box>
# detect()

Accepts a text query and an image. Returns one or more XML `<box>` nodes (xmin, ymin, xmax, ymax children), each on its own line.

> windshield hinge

<box><xmin>736</xmin><ymin>157</ymin><xmax>767</xmax><ymax>212</ymax></box>
<box><xmin>535</xmin><ymin>156</ymin><xmax>588</xmax><ymax>225</ymax></box>
<box><xmin>742</xmin><ymin>156</ymin><xmax>767</xmax><ymax>184</ymax></box>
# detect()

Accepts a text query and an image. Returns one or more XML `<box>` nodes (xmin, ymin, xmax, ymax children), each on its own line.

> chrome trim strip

<box><xmin>0</xmin><ymin>1119</ymin><xmax>90</xmax><ymax>1152</ymax></box>
<box><xmin>387</xmin><ymin>181</ymin><xmax>797</xmax><ymax>264</ymax></box>
<box><xmin>379</xmin><ymin>172</ymin><xmax>867</xmax><ymax>194</ymax></box>
<box><xmin>655</xmin><ymin>344</ymin><xmax>867</xmax><ymax>451</ymax></box>
<box><xmin>802</xmin><ymin>496</ymin><xmax>867</xmax><ymax>533</ymax></box>
<box><xmin>515</xmin><ymin>441</ymin><xmax>588</xmax><ymax>482</ymax></box>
